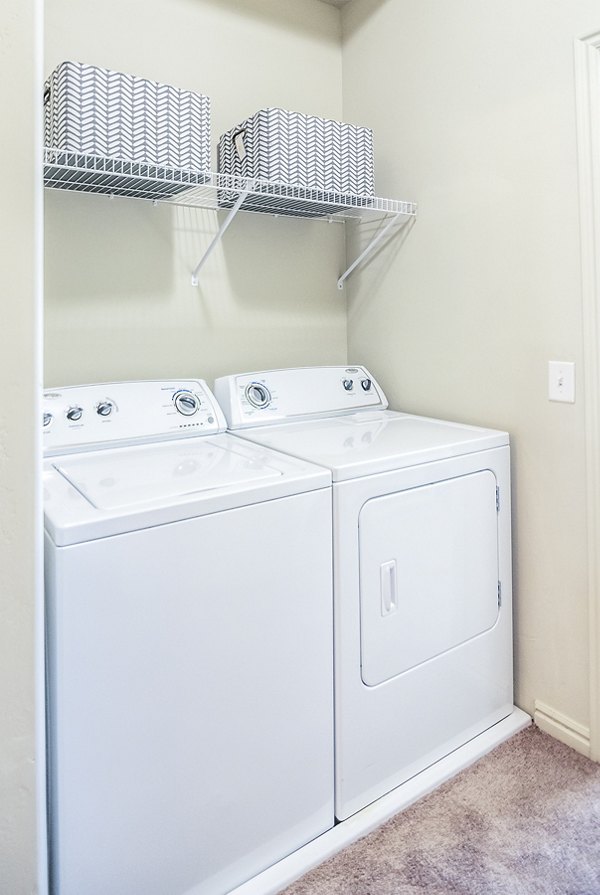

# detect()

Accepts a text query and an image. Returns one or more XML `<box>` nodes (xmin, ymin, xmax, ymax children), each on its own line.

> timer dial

<box><xmin>245</xmin><ymin>383</ymin><xmax>272</xmax><ymax>409</ymax></box>
<box><xmin>174</xmin><ymin>390</ymin><xmax>200</xmax><ymax>416</ymax></box>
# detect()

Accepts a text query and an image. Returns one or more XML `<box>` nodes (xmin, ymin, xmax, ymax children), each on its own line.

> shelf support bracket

<box><xmin>337</xmin><ymin>211</ymin><xmax>406</xmax><ymax>290</ymax></box>
<box><xmin>191</xmin><ymin>185</ymin><xmax>251</xmax><ymax>286</ymax></box>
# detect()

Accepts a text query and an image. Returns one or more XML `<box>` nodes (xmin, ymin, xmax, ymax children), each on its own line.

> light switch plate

<box><xmin>548</xmin><ymin>361</ymin><xmax>575</xmax><ymax>403</ymax></box>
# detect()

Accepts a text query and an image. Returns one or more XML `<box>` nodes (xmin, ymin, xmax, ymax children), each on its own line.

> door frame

<box><xmin>574</xmin><ymin>29</ymin><xmax>600</xmax><ymax>762</ymax></box>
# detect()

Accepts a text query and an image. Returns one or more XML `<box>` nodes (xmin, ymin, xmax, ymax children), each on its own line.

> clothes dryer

<box><xmin>43</xmin><ymin>380</ymin><xmax>334</xmax><ymax>895</ymax></box>
<box><xmin>215</xmin><ymin>366</ymin><xmax>518</xmax><ymax>821</ymax></box>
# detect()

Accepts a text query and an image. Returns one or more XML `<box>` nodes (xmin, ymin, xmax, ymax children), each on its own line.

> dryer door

<box><xmin>359</xmin><ymin>470</ymin><xmax>499</xmax><ymax>686</ymax></box>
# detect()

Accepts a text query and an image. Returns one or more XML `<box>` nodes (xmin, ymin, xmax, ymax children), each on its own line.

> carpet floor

<box><xmin>282</xmin><ymin>725</ymin><xmax>600</xmax><ymax>894</ymax></box>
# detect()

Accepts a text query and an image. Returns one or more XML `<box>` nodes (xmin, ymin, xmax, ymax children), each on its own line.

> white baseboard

<box><xmin>534</xmin><ymin>700</ymin><xmax>591</xmax><ymax>757</ymax></box>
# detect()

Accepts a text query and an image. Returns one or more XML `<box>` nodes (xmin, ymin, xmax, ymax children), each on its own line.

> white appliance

<box><xmin>214</xmin><ymin>366</ymin><xmax>517</xmax><ymax>821</ymax></box>
<box><xmin>43</xmin><ymin>379</ymin><xmax>334</xmax><ymax>895</ymax></box>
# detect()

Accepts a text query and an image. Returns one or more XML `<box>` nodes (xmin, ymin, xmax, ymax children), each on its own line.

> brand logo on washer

<box><xmin>345</xmin><ymin>368</ymin><xmax>359</xmax><ymax>374</ymax></box>
<box><xmin>44</xmin><ymin>392</ymin><xmax>62</xmax><ymax>399</ymax></box>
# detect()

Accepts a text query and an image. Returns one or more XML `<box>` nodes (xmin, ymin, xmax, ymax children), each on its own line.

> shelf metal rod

<box><xmin>337</xmin><ymin>211</ymin><xmax>404</xmax><ymax>290</ymax></box>
<box><xmin>191</xmin><ymin>185</ymin><xmax>252</xmax><ymax>286</ymax></box>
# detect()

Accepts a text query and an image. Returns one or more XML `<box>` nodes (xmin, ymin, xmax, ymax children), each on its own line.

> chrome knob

<box><xmin>342</xmin><ymin>379</ymin><xmax>354</xmax><ymax>391</ymax></box>
<box><xmin>66</xmin><ymin>405</ymin><xmax>83</xmax><ymax>422</ymax></box>
<box><xmin>174</xmin><ymin>391</ymin><xmax>200</xmax><ymax>416</ymax></box>
<box><xmin>245</xmin><ymin>383</ymin><xmax>272</xmax><ymax>409</ymax></box>
<box><xmin>96</xmin><ymin>400</ymin><xmax>114</xmax><ymax>417</ymax></box>
<box><xmin>43</xmin><ymin>412</ymin><xmax>53</xmax><ymax>428</ymax></box>
<box><xmin>361</xmin><ymin>378</ymin><xmax>372</xmax><ymax>391</ymax></box>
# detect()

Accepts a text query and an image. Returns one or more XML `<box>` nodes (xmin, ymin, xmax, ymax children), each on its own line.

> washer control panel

<box><xmin>214</xmin><ymin>366</ymin><xmax>387</xmax><ymax>429</ymax></box>
<box><xmin>43</xmin><ymin>380</ymin><xmax>227</xmax><ymax>455</ymax></box>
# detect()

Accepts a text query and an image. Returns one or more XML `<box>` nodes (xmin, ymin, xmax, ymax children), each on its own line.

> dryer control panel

<box><xmin>214</xmin><ymin>366</ymin><xmax>388</xmax><ymax>429</ymax></box>
<box><xmin>43</xmin><ymin>380</ymin><xmax>227</xmax><ymax>455</ymax></box>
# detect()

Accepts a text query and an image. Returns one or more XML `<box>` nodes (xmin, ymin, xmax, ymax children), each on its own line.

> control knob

<box><xmin>174</xmin><ymin>390</ymin><xmax>200</xmax><ymax>416</ymax></box>
<box><xmin>43</xmin><ymin>412</ymin><xmax>53</xmax><ymax>428</ymax></box>
<box><xmin>342</xmin><ymin>379</ymin><xmax>354</xmax><ymax>391</ymax></box>
<box><xmin>66</xmin><ymin>405</ymin><xmax>83</xmax><ymax>422</ymax></box>
<box><xmin>96</xmin><ymin>400</ymin><xmax>114</xmax><ymax>417</ymax></box>
<box><xmin>245</xmin><ymin>382</ymin><xmax>272</xmax><ymax>409</ymax></box>
<box><xmin>361</xmin><ymin>378</ymin><xmax>372</xmax><ymax>391</ymax></box>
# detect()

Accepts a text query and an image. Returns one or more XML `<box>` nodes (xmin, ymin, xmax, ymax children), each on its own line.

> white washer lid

<box><xmin>44</xmin><ymin>433</ymin><xmax>331</xmax><ymax>545</ymax></box>
<box><xmin>54</xmin><ymin>438</ymin><xmax>281</xmax><ymax>510</ymax></box>
<box><xmin>233</xmin><ymin>410</ymin><xmax>509</xmax><ymax>482</ymax></box>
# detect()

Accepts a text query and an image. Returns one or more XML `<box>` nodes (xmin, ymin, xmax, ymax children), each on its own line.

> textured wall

<box><xmin>44</xmin><ymin>0</ymin><xmax>348</xmax><ymax>388</ymax></box>
<box><xmin>0</xmin><ymin>1</ymin><xmax>42</xmax><ymax>892</ymax></box>
<box><xmin>342</xmin><ymin>0</ymin><xmax>599</xmax><ymax>730</ymax></box>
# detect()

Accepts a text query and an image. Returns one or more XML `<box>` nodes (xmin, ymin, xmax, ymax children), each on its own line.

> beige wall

<box><xmin>342</xmin><ymin>0</ymin><xmax>599</xmax><ymax>728</ymax></box>
<box><xmin>0</xmin><ymin>1</ymin><xmax>43</xmax><ymax>892</ymax></box>
<box><xmin>44</xmin><ymin>0</ymin><xmax>348</xmax><ymax>387</ymax></box>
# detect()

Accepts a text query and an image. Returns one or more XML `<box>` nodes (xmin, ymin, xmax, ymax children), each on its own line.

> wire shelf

<box><xmin>43</xmin><ymin>147</ymin><xmax>417</xmax><ymax>287</ymax></box>
<box><xmin>43</xmin><ymin>147</ymin><xmax>209</xmax><ymax>201</ymax></box>
<box><xmin>43</xmin><ymin>148</ymin><xmax>417</xmax><ymax>223</ymax></box>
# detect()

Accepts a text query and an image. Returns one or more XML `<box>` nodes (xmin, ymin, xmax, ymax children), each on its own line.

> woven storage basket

<box><xmin>217</xmin><ymin>108</ymin><xmax>374</xmax><ymax>215</ymax></box>
<box><xmin>44</xmin><ymin>61</ymin><xmax>211</xmax><ymax>173</ymax></box>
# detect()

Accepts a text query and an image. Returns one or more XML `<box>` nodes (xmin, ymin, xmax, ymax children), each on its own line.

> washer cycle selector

<box><xmin>43</xmin><ymin>412</ymin><xmax>53</xmax><ymax>428</ymax></box>
<box><xmin>173</xmin><ymin>390</ymin><xmax>200</xmax><ymax>416</ymax></box>
<box><xmin>66</xmin><ymin>405</ymin><xmax>83</xmax><ymax>422</ymax></box>
<box><xmin>245</xmin><ymin>382</ymin><xmax>272</xmax><ymax>409</ymax></box>
<box><xmin>342</xmin><ymin>379</ymin><xmax>354</xmax><ymax>391</ymax></box>
<box><xmin>96</xmin><ymin>400</ymin><xmax>114</xmax><ymax>417</ymax></box>
<box><xmin>361</xmin><ymin>378</ymin><xmax>372</xmax><ymax>391</ymax></box>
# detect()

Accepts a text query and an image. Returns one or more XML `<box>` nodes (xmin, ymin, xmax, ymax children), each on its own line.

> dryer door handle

<box><xmin>380</xmin><ymin>560</ymin><xmax>398</xmax><ymax>616</ymax></box>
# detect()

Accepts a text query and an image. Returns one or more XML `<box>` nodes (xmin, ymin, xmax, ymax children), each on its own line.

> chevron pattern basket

<box><xmin>217</xmin><ymin>108</ymin><xmax>374</xmax><ymax>213</ymax></box>
<box><xmin>44</xmin><ymin>62</ymin><xmax>211</xmax><ymax>174</ymax></box>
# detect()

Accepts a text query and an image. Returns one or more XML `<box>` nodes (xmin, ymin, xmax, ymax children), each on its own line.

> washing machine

<box><xmin>214</xmin><ymin>366</ymin><xmax>517</xmax><ymax>821</ymax></box>
<box><xmin>43</xmin><ymin>379</ymin><xmax>334</xmax><ymax>895</ymax></box>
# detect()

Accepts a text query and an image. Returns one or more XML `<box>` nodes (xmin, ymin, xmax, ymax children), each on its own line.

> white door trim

<box><xmin>574</xmin><ymin>29</ymin><xmax>600</xmax><ymax>762</ymax></box>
